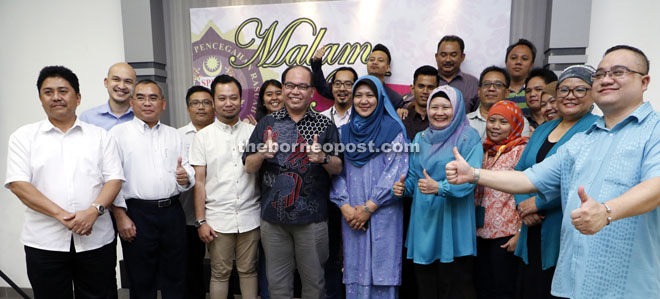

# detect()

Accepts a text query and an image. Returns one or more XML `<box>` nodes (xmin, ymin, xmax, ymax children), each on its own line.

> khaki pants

<box><xmin>207</xmin><ymin>228</ymin><xmax>260</xmax><ymax>282</ymax></box>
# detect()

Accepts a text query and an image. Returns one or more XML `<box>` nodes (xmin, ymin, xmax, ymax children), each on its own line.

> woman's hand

<box><xmin>418</xmin><ymin>169</ymin><xmax>439</xmax><ymax>195</ymax></box>
<box><xmin>393</xmin><ymin>175</ymin><xmax>406</xmax><ymax>197</ymax></box>
<box><xmin>500</xmin><ymin>231</ymin><xmax>520</xmax><ymax>252</ymax></box>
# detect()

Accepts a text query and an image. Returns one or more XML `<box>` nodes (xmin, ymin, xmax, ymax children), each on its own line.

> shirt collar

<box><xmin>273</xmin><ymin>107</ymin><xmax>317</xmax><ymax>121</ymax></box>
<box><xmin>331</xmin><ymin>106</ymin><xmax>351</xmax><ymax>118</ymax></box>
<box><xmin>182</xmin><ymin>122</ymin><xmax>197</xmax><ymax>134</ymax></box>
<box><xmin>439</xmin><ymin>70</ymin><xmax>465</xmax><ymax>84</ymax></box>
<box><xmin>467</xmin><ymin>105</ymin><xmax>486</xmax><ymax>121</ymax></box>
<box><xmin>41</xmin><ymin>117</ymin><xmax>84</xmax><ymax>134</ymax></box>
<box><xmin>132</xmin><ymin>117</ymin><xmax>160</xmax><ymax>133</ymax></box>
<box><xmin>214</xmin><ymin>119</ymin><xmax>242</xmax><ymax>131</ymax></box>
<box><xmin>587</xmin><ymin>102</ymin><xmax>653</xmax><ymax>134</ymax></box>
<box><xmin>99</xmin><ymin>100</ymin><xmax>133</xmax><ymax>116</ymax></box>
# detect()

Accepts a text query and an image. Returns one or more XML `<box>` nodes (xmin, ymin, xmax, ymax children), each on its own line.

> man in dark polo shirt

<box><xmin>244</xmin><ymin>65</ymin><xmax>343</xmax><ymax>299</ymax></box>
<box><xmin>435</xmin><ymin>35</ymin><xmax>480</xmax><ymax>112</ymax></box>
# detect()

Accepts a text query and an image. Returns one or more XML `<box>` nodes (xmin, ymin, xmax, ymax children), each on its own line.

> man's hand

<box><xmin>517</xmin><ymin>196</ymin><xmax>539</xmax><ymax>218</ymax></box>
<box><xmin>259</xmin><ymin>129</ymin><xmax>278</xmax><ymax>159</ymax></box>
<box><xmin>312</xmin><ymin>44</ymin><xmax>327</xmax><ymax>62</ymax></box>
<box><xmin>69</xmin><ymin>206</ymin><xmax>100</xmax><ymax>235</ymax></box>
<box><xmin>307</xmin><ymin>134</ymin><xmax>326</xmax><ymax>163</ymax></box>
<box><xmin>175</xmin><ymin>157</ymin><xmax>189</xmax><ymax>186</ymax></box>
<box><xmin>397</xmin><ymin>108</ymin><xmax>409</xmax><ymax>120</ymax></box>
<box><xmin>114</xmin><ymin>209</ymin><xmax>137</xmax><ymax>242</ymax></box>
<box><xmin>198</xmin><ymin>223</ymin><xmax>218</xmax><ymax>244</ymax></box>
<box><xmin>393</xmin><ymin>175</ymin><xmax>406</xmax><ymax>197</ymax></box>
<box><xmin>522</xmin><ymin>213</ymin><xmax>544</xmax><ymax>227</ymax></box>
<box><xmin>418</xmin><ymin>169</ymin><xmax>440</xmax><ymax>194</ymax></box>
<box><xmin>245</xmin><ymin>115</ymin><xmax>257</xmax><ymax>125</ymax></box>
<box><xmin>570</xmin><ymin>186</ymin><xmax>609</xmax><ymax>235</ymax></box>
<box><xmin>57</xmin><ymin>210</ymin><xmax>76</xmax><ymax>230</ymax></box>
<box><xmin>446</xmin><ymin>147</ymin><xmax>474</xmax><ymax>185</ymax></box>
<box><xmin>500</xmin><ymin>231</ymin><xmax>519</xmax><ymax>252</ymax></box>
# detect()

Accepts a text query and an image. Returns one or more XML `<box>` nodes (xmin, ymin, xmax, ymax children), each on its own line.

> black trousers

<box><xmin>414</xmin><ymin>256</ymin><xmax>476</xmax><ymax>299</ymax></box>
<box><xmin>25</xmin><ymin>239</ymin><xmax>116</xmax><ymax>299</ymax></box>
<box><xmin>121</xmin><ymin>198</ymin><xmax>187</xmax><ymax>299</ymax></box>
<box><xmin>325</xmin><ymin>202</ymin><xmax>345</xmax><ymax>299</ymax></box>
<box><xmin>476</xmin><ymin>237</ymin><xmax>519</xmax><ymax>299</ymax></box>
<box><xmin>185</xmin><ymin>225</ymin><xmax>206</xmax><ymax>299</ymax></box>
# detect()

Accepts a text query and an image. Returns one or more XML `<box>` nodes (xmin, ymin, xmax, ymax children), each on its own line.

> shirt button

<box><xmin>441</xmin><ymin>192</ymin><xmax>447</xmax><ymax>197</ymax></box>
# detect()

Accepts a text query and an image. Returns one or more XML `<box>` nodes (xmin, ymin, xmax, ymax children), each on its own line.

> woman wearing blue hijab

<box><xmin>331</xmin><ymin>75</ymin><xmax>409</xmax><ymax>298</ymax></box>
<box><xmin>393</xmin><ymin>85</ymin><xmax>482</xmax><ymax>298</ymax></box>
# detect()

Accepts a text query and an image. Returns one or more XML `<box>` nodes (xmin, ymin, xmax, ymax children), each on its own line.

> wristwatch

<box><xmin>194</xmin><ymin>219</ymin><xmax>207</xmax><ymax>228</ymax></box>
<box><xmin>91</xmin><ymin>203</ymin><xmax>105</xmax><ymax>215</ymax></box>
<box><xmin>321</xmin><ymin>153</ymin><xmax>331</xmax><ymax>165</ymax></box>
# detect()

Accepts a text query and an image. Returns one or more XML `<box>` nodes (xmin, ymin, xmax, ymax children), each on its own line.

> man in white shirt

<box><xmin>190</xmin><ymin>75</ymin><xmax>261</xmax><ymax>298</ymax></box>
<box><xmin>109</xmin><ymin>79</ymin><xmax>195</xmax><ymax>298</ymax></box>
<box><xmin>5</xmin><ymin>66</ymin><xmax>124</xmax><ymax>298</ymax></box>
<box><xmin>468</xmin><ymin>66</ymin><xmax>531</xmax><ymax>141</ymax></box>
<box><xmin>177</xmin><ymin>85</ymin><xmax>216</xmax><ymax>299</ymax></box>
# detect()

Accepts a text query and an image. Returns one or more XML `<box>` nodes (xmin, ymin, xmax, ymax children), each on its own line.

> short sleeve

<box><xmin>101</xmin><ymin>132</ymin><xmax>125</xmax><ymax>183</ymax></box>
<box><xmin>189</xmin><ymin>133</ymin><xmax>207</xmax><ymax>166</ymax></box>
<box><xmin>4</xmin><ymin>129</ymin><xmax>32</xmax><ymax>188</ymax></box>
<box><xmin>321</xmin><ymin>122</ymin><xmax>343</xmax><ymax>161</ymax></box>
<box><xmin>242</xmin><ymin>117</ymin><xmax>267</xmax><ymax>164</ymax></box>
<box><xmin>524</xmin><ymin>145</ymin><xmax>564</xmax><ymax>203</ymax></box>
<box><xmin>641</xmin><ymin>122</ymin><xmax>660</xmax><ymax>181</ymax></box>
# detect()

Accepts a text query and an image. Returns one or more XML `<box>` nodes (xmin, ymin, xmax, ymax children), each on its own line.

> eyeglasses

<box><xmin>283</xmin><ymin>82</ymin><xmax>311</xmax><ymax>91</ymax></box>
<box><xmin>134</xmin><ymin>95</ymin><xmax>162</xmax><ymax>103</ymax></box>
<box><xmin>480</xmin><ymin>81</ymin><xmax>506</xmax><ymax>90</ymax></box>
<box><xmin>592</xmin><ymin>65</ymin><xmax>646</xmax><ymax>81</ymax></box>
<box><xmin>188</xmin><ymin>100</ymin><xmax>212</xmax><ymax>107</ymax></box>
<box><xmin>556</xmin><ymin>86</ymin><xmax>591</xmax><ymax>98</ymax></box>
<box><xmin>332</xmin><ymin>80</ymin><xmax>354</xmax><ymax>89</ymax></box>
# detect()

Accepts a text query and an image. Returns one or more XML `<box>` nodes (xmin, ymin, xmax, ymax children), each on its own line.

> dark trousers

<box><xmin>185</xmin><ymin>225</ymin><xmax>206</xmax><ymax>299</ymax></box>
<box><xmin>121</xmin><ymin>198</ymin><xmax>187</xmax><ymax>299</ymax></box>
<box><xmin>414</xmin><ymin>256</ymin><xmax>476</xmax><ymax>299</ymax></box>
<box><xmin>325</xmin><ymin>203</ymin><xmax>345</xmax><ymax>299</ymax></box>
<box><xmin>25</xmin><ymin>239</ymin><xmax>116</xmax><ymax>299</ymax></box>
<box><xmin>399</xmin><ymin>196</ymin><xmax>417</xmax><ymax>299</ymax></box>
<box><xmin>476</xmin><ymin>237</ymin><xmax>519</xmax><ymax>299</ymax></box>
<box><xmin>258</xmin><ymin>241</ymin><xmax>270</xmax><ymax>299</ymax></box>
<box><xmin>516</xmin><ymin>225</ymin><xmax>560</xmax><ymax>299</ymax></box>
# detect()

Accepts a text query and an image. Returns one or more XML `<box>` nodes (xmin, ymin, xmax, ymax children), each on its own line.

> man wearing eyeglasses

<box><xmin>110</xmin><ymin>79</ymin><xmax>195</xmax><ymax>298</ymax></box>
<box><xmin>467</xmin><ymin>66</ymin><xmax>531</xmax><ymax>141</ymax></box>
<box><xmin>244</xmin><ymin>65</ymin><xmax>343</xmax><ymax>299</ymax></box>
<box><xmin>177</xmin><ymin>85</ymin><xmax>216</xmax><ymax>299</ymax></box>
<box><xmin>446</xmin><ymin>45</ymin><xmax>660</xmax><ymax>298</ymax></box>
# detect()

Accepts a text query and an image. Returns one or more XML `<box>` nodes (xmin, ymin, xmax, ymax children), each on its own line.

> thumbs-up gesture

<box><xmin>418</xmin><ymin>169</ymin><xmax>440</xmax><ymax>195</ymax></box>
<box><xmin>446</xmin><ymin>146</ymin><xmax>473</xmax><ymax>185</ymax></box>
<box><xmin>307</xmin><ymin>134</ymin><xmax>325</xmax><ymax>163</ymax></box>
<box><xmin>312</xmin><ymin>44</ymin><xmax>327</xmax><ymax>62</ymax></box>
<box><xmin>570</xmin><ymin>186</ymin><xmax>609</xmax><ymax>235</ymax></box>
<box><xmin>392</xmin><ymin>174</ymin><xmax>406</xmax><ymax>197</ymax></box>
<box><xmin>259</xmin><ymin>129</ymin><xmax>278</xmax><ymax>159</ymax></box>
<box><xmin>176</xmin><ymin>157</ymin><xmax>189</xmax><ymax>186</ymax></box>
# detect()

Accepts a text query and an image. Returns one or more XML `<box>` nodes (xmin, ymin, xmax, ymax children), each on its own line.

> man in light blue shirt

<box><xmin>445</xmin><ymin>45</ymin><xmax>660</xmax><ymax>299</ymax></box>
<box><xmin>79</xmin><ymin>62</ymin><xmax>136</xmax><ymax>130</ymax></box>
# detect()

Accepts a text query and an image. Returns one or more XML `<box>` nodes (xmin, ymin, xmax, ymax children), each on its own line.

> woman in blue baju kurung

<box><xmin>393</xmin><ymin>86</ymin><xmax>482</xmax><ymax>299</ymax></box>
<box><xmin>513</xmin><ymin>65</ymin><xmax>598</xmax><ymax>298</ymax></box>
<box><xmin>330</xmin><ymin>76</ymin><xmax>409</xmax><ymax>299</ymax></box>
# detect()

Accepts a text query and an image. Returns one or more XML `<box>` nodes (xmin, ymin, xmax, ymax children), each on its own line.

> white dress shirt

<box><xmin>320</xmin><ymin>105</ymin><xmax>352</xmax><ymax>128</ymax></box>
<box><xmin>110</xmin><ymin>118</ymin><xmax>194</xmax><ymax>202</ymax></box>
<box><xmin>467</xmin><ymin>104</ymin><xmax>531</xmax><ymax>141</ymax></box>
<box><xmin>189</xmin><ymin>120</ymin><xmax>260</xmax><ymax>233</ymax></box>
<box><xmin>4</xmin><ymin>119</ymin><xmax>125</xmax><ymax>252</ymax></box>
<box><xmin>177</xmin><ymin>120</ymin><xmax>218</xmax><ymax>226</ymax></box>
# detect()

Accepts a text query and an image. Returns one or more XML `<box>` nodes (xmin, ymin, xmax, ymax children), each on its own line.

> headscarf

<box><xmin>558</xmin><ymin>65</ymin><xmax>596</xmax><ymax>86</ymax></box>
<box><xmin>341</xmin><ymin>75</ymin><xmax>407</xmax><ymax>167</ymax></box>
<box><xmin>421</xmin><ymin>86</ymin><xmax>470</xmax><ymax>161</ymax></box>
<box><xmin>482</xmin><ymin>100</ymin><xmax>528</xmax><ymax>156</ymax></box>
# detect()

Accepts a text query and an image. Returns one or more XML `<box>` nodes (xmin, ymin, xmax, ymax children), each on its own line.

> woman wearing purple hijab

<box><xmin>393</xmin><ymin>85</ymin><xmax>482</xmax><ymax>298</ymax></box>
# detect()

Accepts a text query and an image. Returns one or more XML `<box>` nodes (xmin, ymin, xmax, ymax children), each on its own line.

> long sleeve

<box><xmin>371</xmin><ymin>134</ymin><xmax>409</xmax><ymax>206</ymax></box>
<box><xmin>311</xmin><ymin>59</ymin><xmax>334</xmax><ymax>100</ymax></box>
<box><xmin>440</xmin><ymin>141</ymin><xmax>483</xmax><ymax>198</ymax></box>
<box><xmin>330</xmin><ymin>168</ymin><xmax>350</xmax><ymax>207</ymax></box>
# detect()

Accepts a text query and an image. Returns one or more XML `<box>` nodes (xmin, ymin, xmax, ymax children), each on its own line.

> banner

<box><xmin>191</xmin><ymin>0</ymin><xmax>511</xmax><ymax>119</ymax></box>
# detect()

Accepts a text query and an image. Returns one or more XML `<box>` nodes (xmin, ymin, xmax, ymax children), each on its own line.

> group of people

<box><xmin>4</xmin><ymin>33</ymin><xmax>659</xmax><ymax>299</ymax></box>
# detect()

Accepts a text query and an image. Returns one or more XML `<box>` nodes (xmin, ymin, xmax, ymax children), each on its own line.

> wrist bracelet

<box><xmin>603</xmin><ymin>203</ymin><xmax>612</xmax><ymax>225</ymax></box>
<box><xmin>471</xmin><ymin>168</ymin><xmax>480</xmax><ymax>184</ymax></box>
<box><xmin>364</xmin><ymin>205</ymin><xmax>372</xmax><ymax>214</ymax></box>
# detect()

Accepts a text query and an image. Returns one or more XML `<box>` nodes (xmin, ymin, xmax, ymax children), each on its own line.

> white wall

<box><xmin>586</xmin><ymin>0</ymin><xmax>660</xmax><ymax>108</ymax></box>
<box><xmin>0</xmin><ymin>0</ymin><xmax>125</xmax><ymax>288</ymax></box>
